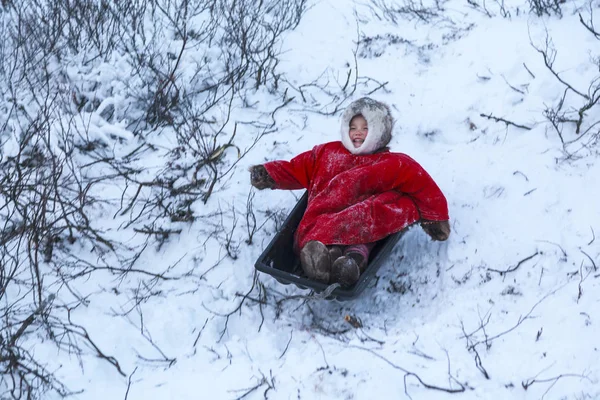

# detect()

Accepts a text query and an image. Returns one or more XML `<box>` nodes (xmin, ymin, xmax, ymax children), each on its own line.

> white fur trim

<box><xmin>339</xmin><ymin>98</ymin><xmax>393</xmax><ymax>155</ymax></box>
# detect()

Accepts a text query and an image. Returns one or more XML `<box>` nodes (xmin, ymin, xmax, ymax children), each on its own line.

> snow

<box><xmin>2</xmin><ymin>0</ymin><xmax>600</xmax><ymax>399</ymax></box>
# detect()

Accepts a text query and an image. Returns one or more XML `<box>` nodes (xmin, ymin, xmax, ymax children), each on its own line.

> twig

<box><xmin>66</xmin><ymin>322</ymin><xmax>127</xmax><ymax>376</ymax></box>
<box><xmin>537</xmin><ymin>240</ymin><xmax>567</xmax><ymax>258</ymax></box>
<box><xmin>348</xmin><ymin>345</ymin><xmax>466</xmax><ymax>397</ymax></box>
<box><xmin>577</xmin><ymin>261</ymin><xmax>584</xmax><ymax>303</ymax></box>
<box><xmin>201</xmin><ymin>271</ymin><xmax>260</xmax><ymax>341</ymax></box>
<box><xmin>523</xmin><ymin>63</ymin><xmax>536</xmax><ymax>79</ymax></box>
<box><xmin>278</xmin><ymin>331</ymin><xmax>293</xmax><ymax>359</ymax></box>
<box><xmin>472</xmin><ymin>345</ymin><xmax>490</xmax><ymax>379</ymax></box>
<box><xmin>442</xmin><ymin>349</ymin><xmax>464</xmax><ymax>392</ymax></box>
<box><xmin>579</xmin><ymin>13</ymin><xmax>600</xmax><ymax>39</ymax></box>
<box><xmin>314</xmin><ymin>337</ymin><xmax>330</xmax><ymax>367</ymax></box>
<box><xmin>487</xmin><ymin>252</ymin><xmax>540</xmax><ymax>275</ymax></box>
<box><xmin>587</xmin><ymin>226</ymin><xmax>595</xmax><ymax>245</ymax></box>
<box><xmin>513</xmin><ymin>170</ymin><xmax>529</xmax><ymax>181</ymax></box>
<box><xmin>407</xmin><ymin>349</ymin><xmax>436</xmax><ymax>361</ymax></box>
<box><xmin>230</xmin><ymin>372</ymin><xmax>274</xmax><ymax>400</ymax></box>
<box><xmin>469</xmin><ymin>288</ymin><xmax>562</xmax><ymax>349</ymax></box>
<box><xmin>357</xmin><ymin>329</ymin><xmax>385</xmax><ymax>345</ymax></box>
<box><xmin>522</xmin><ymin>372</ymin><xmax>591</xmax><ymax>391</ymax></box>
<box><xmin>460</xmin><ymin>319</ymin><xmax>490</xmax><ymax>379</ymax></box>
<box><xmin>366</xmin><ymin>80</ymin><xmax>390</xmax><ymax>95</ymax></box>
<box><xmin>9</xmin><ymin>295</ymin><xmax>55</xmax><ymax>347</ymax></box>
<box><xmin>123</xmin><ymin>367</ymin><xmax>138</xmax><ymax>400</ymax></box>
<box><xmin>128</xmin><ymin>304</ymin><xmax>176</xmax><ymax>367</ymax></box>
<box><xmin>532</xmin><ymin>36</ymin><xmax>589</xmax><ymax>100</ymax></box>
<box><xmin>501</xmin><ymin>75</ymin><xmax>526</xmax><ymax>94</ymax></box>
<box><xmin>580</xmin><ymin>249</ymin><xmax>597</xmax><ymax>272</ymax></box>
<box><xmin>480</xmin><ymin>113</ymin><xmax>532</xmax><ymax>130</ymax></box>
<box><xmin>310</xmin><ymin>312</ymin><xmax>351</xmax><ymax>337</ymax></box>
<box><xmin>193</xmin><ymin>318</ymin><xmax>209</xmax><ymax>348</ymax></box>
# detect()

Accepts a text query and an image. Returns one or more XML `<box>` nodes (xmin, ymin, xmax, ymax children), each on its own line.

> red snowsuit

<box><xmin>264</xmin><ymin>141</ymin><xmax>449</xmax><ymax>251</ymax></box>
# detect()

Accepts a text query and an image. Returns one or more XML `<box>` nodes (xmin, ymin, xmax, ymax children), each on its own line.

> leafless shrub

<box><xmin>362</xmin><ymin>0</ymin><xmax>474</xmax><ymax>54</ymax></box>
<box><xmin>468</xmin><ymin>0</ymin><xmax>562</xmax><ymax>19</ymax></box>
<box><xmin>0</xmin><ymin>96</ymin><xmax>136</xmax><ymax>398</ymax></box>
<box><xmin>530</xmin><ymin>20</ymin><xmax>600</xmax><ymax>155</ymax></box>
<box><xmin>528</xmin><ymin>0</ymin><xmax>562</xmax><ymax>17</ymax></box>
<box><xmin>283</xmin><ymin>21</ymin><xmax>392</xmax><ymax>116</ymax></box>
<box><xmin>244</xmin><ymin>190</ymin><xmax>271</xmax><ymax>245</ymax></box>
<box><xmin>466</xmin><ymin>0</ymin><xmax>496</xmax><ymax>18</ymax></box>
<box><xmin>367</xmin><ymin>0</ymin><xmax>446</xmax><ymax>24</ymax></box>
<box><xmin>358</xmin><ymin>34</ymin><xmax>415</xmax><ymax>59</ymax></box>
<box><xmin>0</xmin><ymin>0</ymin><xmax>308</xmax><ymax>398</ymax></box>
<box><xmin>114</xmin><ymin>0</ymin><xmax>307</xmax><ymax>130</ymax></box>
<box><xmin>103</xmin><ymin>0</ymin><xmax>308</xmax><ymax>238</ymax></box>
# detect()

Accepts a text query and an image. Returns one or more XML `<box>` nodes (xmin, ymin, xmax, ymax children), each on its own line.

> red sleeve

<box><xmin>262</xmin><ymin>148</ymin><xmax>316</xmax><ymax>190</ymax></box>
<box><xmin>390</xmin><ymin>155</ymin><xmax>449</xmax><ymax>221</ymax></box>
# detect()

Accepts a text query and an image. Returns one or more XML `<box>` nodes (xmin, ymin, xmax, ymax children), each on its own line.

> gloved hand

<box><xmin>249</xmin><ymin>164</ymin><xmax>276</xmax><ymax>190</ymax></box>
<box><xmin>421</xmin><ymin>220</ymin><xmax>451</xmax><ymax>241</ymax></box>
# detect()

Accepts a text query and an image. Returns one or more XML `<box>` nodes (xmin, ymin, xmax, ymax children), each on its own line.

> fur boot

<box><xmin>300</xmin><ymin>241</ymin><xmax>331</xmax><ymax>283</ymax></box>
<box><xmin>331</xmin><ymin>256</ymin><xmax>361</xmax><ymax>287</ymax></box>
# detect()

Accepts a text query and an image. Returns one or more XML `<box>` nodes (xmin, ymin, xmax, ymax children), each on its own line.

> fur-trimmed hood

<box><xmin>340</xmin><ymin>97</ymin><xmax>394</xmax><ymax>155</ymax></box>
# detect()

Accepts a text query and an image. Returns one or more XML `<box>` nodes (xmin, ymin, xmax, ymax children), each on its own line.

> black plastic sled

<box><xmin>254</xmin><ymin>191</ymin><xmax>406</xmax><ymax>300</ymax></box>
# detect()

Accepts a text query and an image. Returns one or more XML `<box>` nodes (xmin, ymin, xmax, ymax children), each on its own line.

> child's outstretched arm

<box><xmin>250</xmin><ymin>148</ymin><xmax>316</xmax><ymax>191</ymax></box>
<box><xmin>388</xmin><ymin>155</ymin><xmax>450</xmax><ymax>241</ymax></box>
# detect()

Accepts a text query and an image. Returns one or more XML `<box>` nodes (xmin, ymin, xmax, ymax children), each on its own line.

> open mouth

<box><xmin>352</xmin><ymin>138</ymin><xmax>364</xmax><ymax>147</ymax></box>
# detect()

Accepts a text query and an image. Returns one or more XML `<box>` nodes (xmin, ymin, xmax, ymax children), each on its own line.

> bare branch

<box><xmin>480</xmin><ymin>113</ymin><xmax>532</xmax><ymax>130</ymax></box>
<box><xmin>123</xmin><ymin>367</ymin><xmax>138</xmax><ymax>400</ymax></box>
<box><xmin>278</xmin><ymin>331</ymin><xmax>294</xmax><ymax>359</ymax></box>
<box><xmin>579</xmin><ymin>13</ymin><xmax>600</xmax><ymax>39</ymax></box>
<box><xmin>580</xmin><ymin>249</ymin><xmax>597</xmax><ymax>272</ymax></box>
<box><xmin>523</xmin><ymin>63</ymin><xmax>536</xmax><ymax>79</ymax></box>
<box><xmin>487</xmin><ymin>252</ymin><xmax>540</xmax><ymax>275</ymax></box>
<box><xmin>349</xmin><ymin>345</ymin><xmax>466</xmax><ymax>397</ymax></box>
<box><xmin>522</xmin><ymin>372</ymin><xmax>592</xmax><ymax>391</ymax></box>
<box><xmin>469</xmin><ymin>288</ymin><xmax>562</xmax><ymax>349</ymax></box>
<box><xmin>531</xmin><ymin>35</ymin><xmax>589</xmax><ymax>99</ymax></box>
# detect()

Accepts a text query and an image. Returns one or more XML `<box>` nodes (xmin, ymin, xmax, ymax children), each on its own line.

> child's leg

<box><xmin>342</xmin><ymin>242</ymin><xmax>375</xmax><ymax>272</ymax></box>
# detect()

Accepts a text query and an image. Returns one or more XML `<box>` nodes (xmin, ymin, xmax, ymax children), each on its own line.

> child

<box><xmin>250</xmin><ymin>97</ymin><xmax>450</xmax><ymax>287</ymax></box>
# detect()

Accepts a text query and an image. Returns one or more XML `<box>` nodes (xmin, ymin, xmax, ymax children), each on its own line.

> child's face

<box><xmin>349</xmin><ymin>115</ymin><xmax>368</xmax><ymax>148</ymax></box>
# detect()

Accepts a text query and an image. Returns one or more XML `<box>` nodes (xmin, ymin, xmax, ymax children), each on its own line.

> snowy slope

<box><xmin>3</xmin><ymin>0</ymin><xmax>599</xmax><ymax>399</ymax></box>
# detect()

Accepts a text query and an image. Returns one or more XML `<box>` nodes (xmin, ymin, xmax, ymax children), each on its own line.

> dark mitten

<box><xmin>421</xmin><ymin>220</ymin><xmax>451</xmax><ymax>241</ymax></box>
<box><xmin>249</xmin><ymin>165</ymin><xmax>276</xmax><ymax>190</ymax></box>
